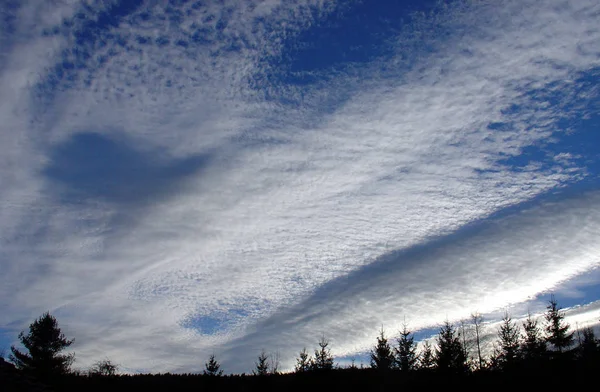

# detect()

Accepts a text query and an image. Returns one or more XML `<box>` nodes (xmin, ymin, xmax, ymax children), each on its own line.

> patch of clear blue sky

<box><xmin>492</xmin><ymin>67</ymin><xmax>600</xmax><ymax>184</ymax></box>
<box><xmin>181</xmin><ymin>296</ymin><xmax>274</xmax><ymax>336</ymax></box>
<box><xmin>265</xmin><ymin>0</ymin><xmax>436</xmax><ymax>79</ymax></box>
<box><xmin>181</xmin><ymin>309</ymin><xmax>250</xmax><ymax>336</ymax></box>
<box><xmin>250</xmin><ymin>0</ymin><xmax>441</xmax><ymax>110</ymax></box>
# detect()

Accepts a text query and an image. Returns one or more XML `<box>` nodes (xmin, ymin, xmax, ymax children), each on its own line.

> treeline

<box><xmin>365</xmin><ymin>294</ymin><xmax>597</xmax><ymax>374</ymax></box>
<box><xmin>2</xmin><ymin>295</ymin><xmax>600</xmax><ymax>391</ymax></box>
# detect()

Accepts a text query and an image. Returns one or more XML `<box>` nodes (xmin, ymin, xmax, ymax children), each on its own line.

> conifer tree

<box><xmin>254</xmin><ymin>350</ymin><xmax>270</xmax><ymax>376</ymax></box>
<box><xmin>370</xmin><ymin>328</ymin><xmax>394</xmax><ymax>370</ymax></box>
<box><xmin>544</xmin><ymin>295</ymin><xmax>573</xmax><ymax>354</ymax></box>
<box><xmin>577</xmin><ymin>327</ymin><xmax>598</xmax><ymax>365</ymax></box>
<box><xmin>521</xmin><ymin>313</ymin><xmax>547</xmax><ymax>363</ymax></box>
<box><xmin>434</xmin><ymin>320</ymin><xmax>467</xmax><ymax>373</ymax></box>
<box><xmin>395</xmin><ymin>324</ymin><xmax>417</xmax><ymax>372</ymax></box>
<box><xmin>312</xmin><ymin>336</ymin><xmax>334</xmax><ymax>371</ymax></box>
<box><xmin>418</xmin><ymin>340</ymin><xmax>435</xmax><ymax>370</ymax></box>
<box><xmin>203</xmin><ymin>354</ymin><xmax>223</xmax><ymax>376</ymax></box>
<box><xmin>295</xmin><ymin>348</ymin><xmax>311</xmax><ymax>373</ymax></box>
<box><xmin>492</xmin><ymin>311</ymin><xmax>521</xmax><ymax>370</ymax></box>
<box><xmin>9</xmin><ymin>312</ymin><xmax>75</xmax><ymax>380</ymax></box>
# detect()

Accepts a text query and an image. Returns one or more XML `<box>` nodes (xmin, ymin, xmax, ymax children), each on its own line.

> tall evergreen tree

<box><xmin>9</xmin><ymin>312</ymin><xmax>75</xmax><ymax>380</ymax></box>
<box><xmin>254</xmin><ymin>350</ymin><xmax>270</xmax><ymax>376</ymax></box>
<box><xmin>370</xmin><ymin>328</ymin><xmax>394</xmax><ymax>371</ymax></box>
<box><xmin>395</xmin><ymin>324</ymin><xmax>417</xmax><ymax>372</ymax></box>
<box><xmin>521</xmin><ymin>313</ymin><xmax>547</xmax><ymax>363</ymax></box>
<box><xmin>492</xmin><ymin>311</ymin><xmax>521</xmax><ymax>370</ymax></box>
<box><xmin>294</xmin><ymin>348</ymin><xmax>311</xmax><ymax>373</ymax></box>
<box><xmin>577</xmin><ymin>327</ymin><xmax>598</xmax><ymax>366</ymax></box>
<box><xmin>544</xmin><ymin>295</ymin><xmax>573</xmax><ymax>354</ymax></box>
<box><xmin>434</xmin><ymin>321</ymin><xmax>468</xmax><ymax>373</ymax></box>
<box><xmin>312</xmin><ymin>336</ymin><xmax>334</xmax><ymax>371</ymax></box>
<box><xmin>418</xmin><ymin>340</ymin><xmax>435</xmax><ymax>370</ymax></box>
<box><xmin>203</xmin><ymin>354</ymin><xmax>223</xmax><ymax>376</ymax></box>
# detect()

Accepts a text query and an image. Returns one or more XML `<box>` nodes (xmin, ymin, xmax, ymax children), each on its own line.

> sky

<box><xmin>0</xmin><ymin>0</ymin><xmax>599</xmax><ymax>374</ymax></box>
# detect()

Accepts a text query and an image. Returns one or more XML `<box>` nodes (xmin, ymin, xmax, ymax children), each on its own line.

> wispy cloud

<box><xmin>218</xmin><ymin>190</ymin><xmax>600</xmax><ymax>371</ymax></box>
<box><xmin>0</xmin><ymin>0</ymin><xmax>599</xmax><ymax>374</ymax></box>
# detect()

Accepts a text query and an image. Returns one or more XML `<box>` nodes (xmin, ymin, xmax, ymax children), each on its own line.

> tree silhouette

<box><xmin>369</xmin><ymin>327</ymin><xmax>394</xmax><ymax>370</ymax></box>
<box><xmin>203</xmin><ymin>354</ymin><xmax>223</xmax><ymax>376</ymax></box>
<box><xmin>471</xmin><ymin>313</ymin><xmax>485</xmax><ymax>370</ymax></box>
<box><xmin>434</xmin><ymin>320</ymin><xmax>467</xmax><ymax>373</ymax></box>
<box><xmin>88</xmin><ymin>359</ymin><xmax>118</xmax><ymax>376</ymax></box>
<box><xmin>458</xmin><ymin>319</ymin><xmax>476</xmax><ymax>369</ymax></box>
<box><xmin>491</xmin><ymin>311</ymin><xmax>521</xmax><ymax>370</ymax></box>
<box><xmin>521</xmin><ymin>313</ymin><xmax>547</xmax><ymax>363</ymax></box>
<box><xmin>312</xmin><ymin>336</ymin><xmax>334</xmax><ymax>371</ymax></box>
<box><xmin>346</xmin><ymin>357</ymin><xmax>358</xmax><ymax>370</ymax></box>
<box><xmin>9</xmin><ymin>312</ymin><xmax>74</xmax><ymax>380</ymax></box>
<box><xmin>269</xmin><ymin>350</ymin><xmax>280</xmax><ymax>375</ymax></box>
<box><xmin>544</xmin><ymin>295</ymin><xmax>573</xmax><ymax>354</ymax></box>
<box><xmin>577</xmin><ymin>327</ymin><xmax>598</xmax><ymax>367</ymax></box>
<box><xmin>254</xmin><ymin>350</ymin><xmax>270</xmax><ymax>376</ymax></box>
<box><xmin>395</xmin><ymin>324</ymin><xmax>417</xmax><ymax>372</ymax></box>
<box><xmin>294</xmin><ymin>347</ymin><xmax>311</xmax><ymax>373</ymax></box>
<box><xmin>418</xmin><ymin>341</ymin><xmax>435</xmax><ymax>370</ymax></box>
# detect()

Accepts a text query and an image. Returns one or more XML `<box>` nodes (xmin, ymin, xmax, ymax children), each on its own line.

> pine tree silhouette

<box><xmin>294</xmin><ymin>348</ymin><xmax>311</xmax><ymax>373</ymax></box>
<box><xmin>254</xmin><ymin>350</ymin><xmax>270</xmax><ymax>376</ymax></box>
<box><xmin>544</xmin><ymin>295</ymin><xmax>573</xmax><ymax>354</ymax></box>
<box><xmin>492</xmin><ymin>311</ymin><xmax>521</xmax><ymax>370</ymax></box>
<box><xmin>312</xmin><ymin>336</ymin><xmax>334</xmax><ymax>371</ymax></box>
<box><xmin>369</xmin><ymin>327</ymin><xmax>394</xmax><ymax>370</ymax></box>
<box><xmin>521</xmin><ymin>313</ymin><xmax>547</xmax><ymax>364</ymax></box>
<box><xmin>434</xmin><ymin>320</ymin><xmax>467</xmax><ymax>373</ymax></box>
<box><xmin>418</xmin><ymin>341</ymin><xmax>435</xmax><ymax>370</ymax></box>
<box><xmin>9</xmin><ymin>312</ymin><xmax>75</xmax><ymax>381</ymax></box>
<box><xmin>577</xmin><ymin>327</ymin><xmax>598</xmax><ymax>368</ymax></box>
<box><xmin>203</xmin><ymin>354</ymin><xmax>223</xmax><ymax>376</ymax></box>
<box><xmin>395</xmin><ymin>324</ymin><xmax>417</xmax><ymax>372</ymax></box>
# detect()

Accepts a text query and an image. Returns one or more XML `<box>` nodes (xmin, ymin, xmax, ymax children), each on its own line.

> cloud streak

<box><xmin>219</xmin><ymin>190</ymin><xmax>600</xmax><ymax>371</ymax></box>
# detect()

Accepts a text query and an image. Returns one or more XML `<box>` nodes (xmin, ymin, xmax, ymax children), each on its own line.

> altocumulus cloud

<box><xmin>0</xmin><ymin>0</ymin><xmax>599</xmax><ymax>374</ymax></box>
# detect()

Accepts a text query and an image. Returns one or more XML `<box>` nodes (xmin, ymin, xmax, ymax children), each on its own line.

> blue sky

<box><xmin>0</xmin><ymin>0</ymin><xmax>599</xmax><ymax>374</ymax></box>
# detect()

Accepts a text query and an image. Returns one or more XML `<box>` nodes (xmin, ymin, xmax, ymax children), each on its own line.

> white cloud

<box><xmin>0</xmin><ymin>0</ymin><xmax>599</xmax><ymax>374</ymax></box>
<box><xmin>217</xmin><ymin>191</ymin><xmax>600</xmax><ymax>371</ymax></box>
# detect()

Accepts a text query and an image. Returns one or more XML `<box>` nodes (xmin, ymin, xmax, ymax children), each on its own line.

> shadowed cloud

<box><xmin>43</xmin><ymin>132</ymin><xmax>211</xmax><ymax>205</ymax></box>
